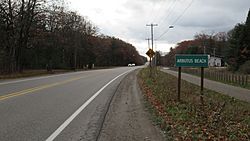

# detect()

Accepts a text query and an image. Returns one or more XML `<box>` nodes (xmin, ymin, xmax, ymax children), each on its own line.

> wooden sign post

<box><xmin>175</xmin><ymin>54</ymin><xmax>209</xmax><ymax>102</ymax></box>
<box><xmin>146</xmin><ymin>49</ymin><xmax>155</xmax><ymax>77</ymax></box>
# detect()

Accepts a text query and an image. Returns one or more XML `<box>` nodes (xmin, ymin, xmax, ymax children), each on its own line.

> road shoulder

<box><xmin>98</xmin><ymin>69</ymin><xmax>165</xmax><ymax>141</ymax></box>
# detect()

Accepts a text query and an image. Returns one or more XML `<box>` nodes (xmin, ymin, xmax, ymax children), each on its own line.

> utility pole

<box><xmin>146</xmin><ymin>23</ymin><xmax>158</xmax><ymax>66</ymax></box>
<box><xmin>154</xmin><ymin>40</ymin><xmax>157</xmax><ymax>66</ymax></box>
<box><xmin>146</xmin><ymin>23</ymin><xmax>158</xmax><ymax>51</ymax></box>
<box><xmin>203</xmin><ymin>46</ymin><xmax>206</xmax><ymax>54</ymax></box>
<box><xmin>145</xmin><ymin>38</ymin><xmax>150</xmax><ymax>49</ymax></box>
<box><xmin>146</xmin><ymin>38</ymin><xmax>152</xmax><ymax>70</ymax></box>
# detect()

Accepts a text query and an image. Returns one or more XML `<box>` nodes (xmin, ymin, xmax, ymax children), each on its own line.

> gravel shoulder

<box><xmin>98</xmin><ymin>69</ymin><xmax>165</xmax><ymax>141</ymax></box>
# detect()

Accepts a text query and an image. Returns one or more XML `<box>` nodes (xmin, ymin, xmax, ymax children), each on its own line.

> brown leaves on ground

<box><xmin>138</xmin><ymin>68</ymin><xmax>250</xmax><ymax>141</ymax></box>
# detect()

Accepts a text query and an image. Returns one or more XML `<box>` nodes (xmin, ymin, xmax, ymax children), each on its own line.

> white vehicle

<box><xmin>128</xmin><ymin>63</ymin><xmax>135</xmax><ymax>67</ymax></box>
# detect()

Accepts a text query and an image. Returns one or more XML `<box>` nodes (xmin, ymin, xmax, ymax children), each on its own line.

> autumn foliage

<box><xmin>162</xmin><ymin>9</ymin><xmax>250</xmax><ymax>74</ymax></box>
<box><xmin>0</xmin><ymin>0</ymin><xmax>146</xmax><ymax>74</ymax></box>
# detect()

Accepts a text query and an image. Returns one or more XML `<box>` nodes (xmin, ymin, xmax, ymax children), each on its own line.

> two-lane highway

<box><xmin>0</xmin><ymin>67</ymin><xmax>139</xmax><ymax>141</ymax></box>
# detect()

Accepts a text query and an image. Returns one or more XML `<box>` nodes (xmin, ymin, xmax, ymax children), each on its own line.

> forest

<box><xmin>161</xmin><ymin>9</ymin><xmax>250</xmax><ymax>74</ymax></box>
<box><xmin>0</xmin><ymin>0</ymin><xmax>146</xmax><ymax>74</ymax></box>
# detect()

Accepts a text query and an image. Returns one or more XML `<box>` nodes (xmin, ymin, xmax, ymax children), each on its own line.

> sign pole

<box><xmin>149</xmin><ymin>57</ymin><xmax>152</xmax><ymax>77</ymax></box>
<box><xmin>178</xmin><ymin>67</ymin><xmax>181</xmax><ymax>101</ymax></box>
<box><xmin>175</xmin><ymin>54</ymin><xmax>208</xmax><ymax>103</ymax></box>
<box><xmin>200</xmin><ymin>67</ymin><xmax>204</xmax><ymax>104</ymax></box>
<box><xmin>146</xmin><ymin>48</ymin><xmax>155</xmax><ymax>78</ymax></box>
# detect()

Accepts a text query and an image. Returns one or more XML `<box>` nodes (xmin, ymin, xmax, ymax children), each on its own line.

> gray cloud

<box><xmin>121</xmin><ymin>0</ymin><xmax>250</xmax><ymax>43</ymax></box>
<box><xmin>68</xmin><ymin>0</ymin><xmax>250</xmax><ymax>54</ymax></box>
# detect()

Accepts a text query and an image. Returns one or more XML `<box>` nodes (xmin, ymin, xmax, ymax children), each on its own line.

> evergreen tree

<box><xmin>227</xmin><ymin>24</ymin><xmax>244</xmax><ymax>71</ymax></box>
<box><xmin>226</xmin><ymin>9</ymin><xmax>250</xmax><ymax>71</ymax></box>
<box><xmin>243</xmin><ymin>9</ymin><xmax>250</xmax><ymax>61</ymax></box>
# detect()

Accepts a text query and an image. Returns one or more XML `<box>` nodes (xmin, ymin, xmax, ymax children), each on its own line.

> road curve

<box><xmin>0</xmin><ymin>67</ymin><xmax>140</xmax><ymax>141</ymax></box>
<box><xmin>161</xmin><ymin>69</ymin><xmax>250</xmax><ymax>102</ymax></box>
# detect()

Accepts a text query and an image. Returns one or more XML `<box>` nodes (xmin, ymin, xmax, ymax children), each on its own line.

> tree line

<box><xmin>0</xmin><ymin>0</ymin><xmax>146</xmax><ymax>74</ymax></box>
<box><xmin>161</xmin><ymin>9</ymin><xmax>250</xmax><ymax>74</ymax></box>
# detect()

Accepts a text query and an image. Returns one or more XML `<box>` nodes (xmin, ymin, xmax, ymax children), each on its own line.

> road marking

<box><xmin>0</xmin><ymin>69</ymin><xmax>109</xmax><ymax>86</ymax></box>
<box><xmin>0</xmin><ymin>76</ymin><xmax>87</xmax><ymax>101</ymax></box>
<box><xmin>45</xmin><ymin>69</ymin><xmax>133</xmax><ymax>141</ymax></box>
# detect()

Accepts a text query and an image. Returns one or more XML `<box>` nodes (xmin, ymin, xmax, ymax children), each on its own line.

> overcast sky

<box><xmin>67</xmin><ymin>0</ymin><xmax>250</xmax><ymax>56</ymax></box>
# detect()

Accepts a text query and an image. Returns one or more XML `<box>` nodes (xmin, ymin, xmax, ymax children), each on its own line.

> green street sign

<box><xmin>175</xmin><ymin>54</ymin><xmax>208</xmax><ymax>67</ymax></box>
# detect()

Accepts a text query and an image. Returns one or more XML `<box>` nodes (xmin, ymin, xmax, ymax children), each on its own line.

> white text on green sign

<box><xmin>175</xmin><ymin>54</ymin><xmax>208</xmax><ymax>67</ymax></box>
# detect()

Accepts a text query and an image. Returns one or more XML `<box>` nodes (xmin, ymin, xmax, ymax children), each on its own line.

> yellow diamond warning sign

<box><xmin>146</xmin><ymin>49</ymin><xmax>155</xmax><ymax>58</ymax></box>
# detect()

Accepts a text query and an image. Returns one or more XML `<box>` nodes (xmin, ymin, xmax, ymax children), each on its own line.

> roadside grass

<box><xmin>137</xmin><ymin>68</ymin><xmax>250</xmax><ymax>140</ymax></box>
<box><xmin>0</xmin><ymin>69</ymin><xmax>72</xmax><ymax>80</ymax></box>
<box><xmin>142</xmin><ymin>93</ymin><xmax>174</xmax><ymax>141</ymax></box>
<box><xmin>178</xmin><ymin>67</ymin><xmax>250</xmax><ymax>90</ymax></box>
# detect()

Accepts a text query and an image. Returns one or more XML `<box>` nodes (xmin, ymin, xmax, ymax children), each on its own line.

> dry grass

<box><xmin>138</xmin><ymin>68</ymin><xmax>250</xmax><ymax>140</ymax></box>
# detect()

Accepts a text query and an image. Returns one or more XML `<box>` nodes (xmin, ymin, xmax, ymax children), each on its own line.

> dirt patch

<box><xmin>97</xmin><ymin>69</ymin><xmax>165</xmax><ymax>141</ymax></box>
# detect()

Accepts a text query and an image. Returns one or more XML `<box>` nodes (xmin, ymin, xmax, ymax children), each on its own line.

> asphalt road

<box><xmin>161</xmin><ymin>68</ymin><xmax>250</xmax><ymax>102</ymax></box>
<box><xmin>0</xmin><ymin>67</ymin><xmax>139</xmax><ymax>141</ymax></box>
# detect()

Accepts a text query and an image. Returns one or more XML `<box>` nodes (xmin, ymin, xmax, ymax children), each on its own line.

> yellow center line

<box><xmin>0</xmin><ymin>76</ymin><xmax>86</xmax><ymax>101</ymax></box>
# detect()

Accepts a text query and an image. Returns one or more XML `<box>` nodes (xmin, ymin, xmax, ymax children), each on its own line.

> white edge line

<box><xmin>45</xmin><ymin>69</ymin><xmax>133</xmax><ymax>141</ymax></box>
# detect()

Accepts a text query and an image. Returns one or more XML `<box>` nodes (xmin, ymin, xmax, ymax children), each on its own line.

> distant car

<box><xmin>128</xmin><ymin>63</ymin><xmax>135</xmax><ymax>67</ymax></box>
